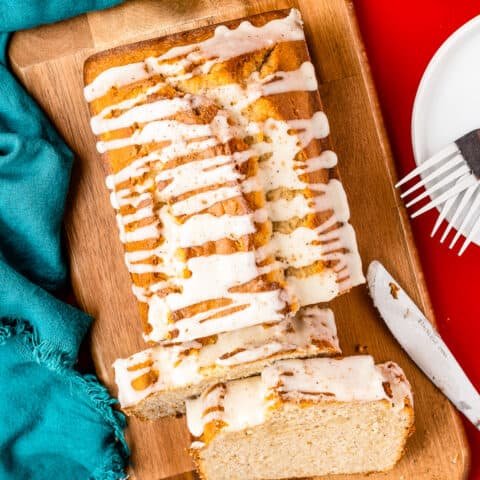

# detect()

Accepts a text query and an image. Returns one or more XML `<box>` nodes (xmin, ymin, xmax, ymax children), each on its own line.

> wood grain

<box><xmin>8</xmin><ymin>0</ymin><xmax>470</xmax><ymax>479</ymax></box>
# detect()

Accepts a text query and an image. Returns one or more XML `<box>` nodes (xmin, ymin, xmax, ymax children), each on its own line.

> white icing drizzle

<box><xmin>120</xmin><ymin>222</ymin><xmax>159</xmax><ymax>243</ymax></box>
<box><xmin>91</xmin><ymin>95</ymin><xmax>197</xmax><ymax>134</ymax></box>
<box><xmin>114</xmin><ymin>306</ymin><xmax>340</xmax><ymax>408</ymax></box>
<box><xmin>96</xmin><ymin>112</ymin><xmax>232</xmax><ymax>153</ymax></box>
<box><xmin>92</xmin><ymin>82</ymin><xmax>166</xmax><ymax>129</ymax></box>
<box><xmin>90</xmin><ymin>62</ymin><xmax>319</xmax><ymax>151</ymax></box>
<box><xmin>287</xmin><ymin>111</ymin><xmax>330</xmax><ymax>148</ymax></box>
<box><xmin>156</xmin><ymin>151</ymin><xmax>251</xmax><ymax>198</ymax></box>
<box><xmin>264</xmin><ymin>356</ymin><xmax>413</xmax><ymax>408</ymax></box>
<box><xmin>266</xmin><ymin>194</ymin><xmax>311</xmax><ymax>222</ymax></box>
<box><xmin>190</xmin><ymin>382</ymin><xmax>229</xmax><ymax>434</ymax></box>
<box><xmin>85</xmin><ymin>62</ymin><xmax>150</xmax><ymax>102</ymax></box>
<box><xmin>261</xmin><ymin>181</ymin><xmax>349</xmax><ymax>266</ymax></box>
<box><xmin>185</xmin><ymin>356</ymin><xmax>413</xmax><ymax>438</ymax></box>
<box><xmin>287</xmin><ymin>271</ymin><xmax>339</xmax><ymax>305</ymax></box>
<box><xmin>122</xmin><ymin>205</ymin><xmax>153</xmax><ymax>225</ymax></box>
<box><xmin>86</xmin><ymin>8</ymin><xmax>365</xmax><ymax>344</ymax></box>
<box><xmin>256</xmin><ymin>119</ymin><xmax>308</xmax><ymax>191</ymax></box>
<box><xmin>84</xmin><ymin>9</ymin><xmax>305</xmax><ymax>102</ymax></box>
<box><xmin>263</xmin><ymin>61</ymin><xmax>318</xmax><ymax>96</ymax></box>
<box><xmin>152</xmin><ymin>290</ymin><xmax>285</xmax><ymax>342</ymax></box>
<box><xmin>95</xmin><ymin>62</ymin><xmax>321</xmax><ymax>154</ymax></box>
<box><xmin>144</xmin><ymin>250</ymin><xmax>288</xmax><ymax>342</ymax></box>
<box><xmin>166</xmin><ymin>251</ymin><xmax>257</xmax><ymax>310</ymax></box>
<box><xmin>170</xmin><ymin>185</ymin><xmax>242</xmax><ymax>217</ymax></box>
<box><xmin>180</xmin><ymin>213</ymin><xmax>255</xmax><ymax>247</ymax></box>
<box><xmin>106</xmin><ymin>156</ymin><xmax>153</xmax><ymax>187</ymax></box>
<box><xmin>158</xmin><ymin>9</ymin><xmax>303</xmax><ymax>62</ymax></box>
<box><xmin>303</xmin><ymin>150</ymin><xmax>338</xmax><ymax>171</ymax></box>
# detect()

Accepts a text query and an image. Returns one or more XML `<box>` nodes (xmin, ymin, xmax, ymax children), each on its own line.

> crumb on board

<box><xmin>354</xmin><ymin>344</ymin><xmax>369</xmax><ymax>354</ymax></box>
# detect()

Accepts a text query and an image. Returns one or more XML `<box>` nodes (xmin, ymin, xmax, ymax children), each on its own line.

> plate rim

<box><xmin>411</xmin><ymin>14</ymin><xmax>480</xmax><ymax>163</ymax></box>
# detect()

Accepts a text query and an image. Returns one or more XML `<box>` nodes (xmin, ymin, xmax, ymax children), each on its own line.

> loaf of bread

<box><xmin>186</xmin><ymin>356</ymin><xmax>414</xmax><ymax>480</ymax></box>
<box><xmin>114</xmin><ymin>306</ymin><xmax>340</xmax><ymax>418</ymax></box>
<box><xmin>83</xmin><ymin>8</ymin><xmax>364</xmax><ymax>344</ymax></box>
<box><xmin>84</xmin><ymin>10</ymin><xmax>415</xmax><ymax>476</ymax></box>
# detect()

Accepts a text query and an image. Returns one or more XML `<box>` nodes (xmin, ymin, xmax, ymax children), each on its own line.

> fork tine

<box><xmin>410</xmin><ymin>175</ymin><xmax>477</xmax><ymax>218</ymax></box>
<box><xmin>458</xmin><ymin>208</ymin><xmax>480</xmax><ymax>256</ymax></box>
<box><xmin>450</xmin><ymin>187</ymin><xmax>480</xmax><ymax>250</ymax></box>
<box><xmin>400</xmin><ymin>154</ymin><xmax>464</xmax><ymax>198</ymax></box>
<box><xmin>431</xmin><ymin>195</ymin><xmax>456</xmax><ymax>237</ymax></box>
<box><xmin>440</xmin><ymin>183</ymin><xmax>477</xmax><ymax>243</ymax></box>
<box><xmin>395</xmin><ymin>143</ymin><xmax>459</xmax><ymax>188</ymax></box>
<box><xmin>405</xmin><ymin>164</ymin><xmax>471</xmax><ymax>208</ymax></box>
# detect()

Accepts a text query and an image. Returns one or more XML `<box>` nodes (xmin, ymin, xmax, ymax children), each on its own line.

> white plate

<box><xmin>412</xmin><ymin>15</ymin><xmax>480</xmax><ymax>246</ymax></box>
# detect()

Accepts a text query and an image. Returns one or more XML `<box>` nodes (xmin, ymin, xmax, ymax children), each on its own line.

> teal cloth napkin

<box><xmin>0</xmin><ymin>1</ymin><xmax>130</xmax><ymax>479</ymax></box>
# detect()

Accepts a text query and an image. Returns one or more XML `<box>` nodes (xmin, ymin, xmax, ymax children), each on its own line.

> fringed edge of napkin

<box><xmin>0</xmin><ymin>317</ymin><xmax>130</xmax><ymax>480</ymax></box>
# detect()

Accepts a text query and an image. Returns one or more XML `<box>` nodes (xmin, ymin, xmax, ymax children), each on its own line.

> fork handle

<box><xmin>455</xmin><ymin>130</ymin><xmax>480</xmax><ymax>178</ymax></box>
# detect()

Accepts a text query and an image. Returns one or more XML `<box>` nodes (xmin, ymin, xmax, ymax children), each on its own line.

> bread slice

<box><xmin>83</xmin><ymin>8</ymin><xmax>364</xmax><ymax>344</ymax></box>
<box><xmin>114</xmin><ymin>306</ymin><xmax>340</xmax><ymax>418</ymax></box>
<box><xmin>186</xmin><ymin>356</ymin><xmax>414</xmax><ymax>479</ymax></box>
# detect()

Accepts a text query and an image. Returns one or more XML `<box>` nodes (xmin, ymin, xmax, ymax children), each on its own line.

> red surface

<box><xmin>353</xmin><ymin>1</ymin><xmax>480</xmax><ymax>478</ymax></box>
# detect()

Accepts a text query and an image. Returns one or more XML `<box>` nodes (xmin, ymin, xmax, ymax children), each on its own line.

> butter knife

<box><xmin>367</xmin><ymin>260</ymin><xmax>480</xmax><ymax>430</ymax></box>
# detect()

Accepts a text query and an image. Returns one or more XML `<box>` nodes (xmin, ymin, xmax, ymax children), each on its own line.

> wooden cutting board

<box><xmin>9</xmin><ymin>1</ymin><xmax>470</xmax><ymax>479</ymax></box>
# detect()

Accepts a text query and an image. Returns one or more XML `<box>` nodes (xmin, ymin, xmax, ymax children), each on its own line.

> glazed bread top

<box><xmin>83</xmin><ymin>8</ymin><xmax>364</xmax><ymax>343</ymax></box>
<box><xmin>186</xmin><ymin>355</ymin><xmax>413</xmax><ymax>443</ymax></box>
<box><xmin>114</xmin><ymin>306</ymin><xmax>340</xmax><ymax>408</ymax></box>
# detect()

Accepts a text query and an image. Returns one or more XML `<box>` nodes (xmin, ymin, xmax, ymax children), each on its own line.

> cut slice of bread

<box><xmin>114</xmin><ymin>306</ymin><xmax>340</xmax><ymax>418</ymax></box>
<box><xmin>186</xmin><ymin>356</ymin><xmax>414</xmax><ymax>479</ymax></box>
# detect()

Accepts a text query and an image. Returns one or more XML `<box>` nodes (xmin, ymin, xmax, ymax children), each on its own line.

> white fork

<box><xmin>396</xmin><ymin>130</ymin><xmax>480</xmax><ymax>255</ymax></box>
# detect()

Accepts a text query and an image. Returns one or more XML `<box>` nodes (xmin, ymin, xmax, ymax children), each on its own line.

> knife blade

<box><xmin>367</xmin><ymin>260</ymin><xmax>480</xmax><ymax>430</ymax></box>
